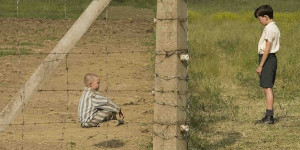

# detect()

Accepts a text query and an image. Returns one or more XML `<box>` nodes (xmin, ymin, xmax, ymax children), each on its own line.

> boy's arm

<box><xmin>100</xmin><ymin>98</ymin><xmax>124</xmax><ymax>119</ymax></box>
<box><xmin>100</xmin><ymin>99</ymin><xmax>121</xmax><ymax>113</ymax></box>
<box><xmin>256</xmin><ymin>40</ymin><xmax>272</xmax><ymax>76</ymax></box>
<box><xmin>91</xmin><ymin>93</ymin><xmax>121</xmax><ymax>113</ymax></box>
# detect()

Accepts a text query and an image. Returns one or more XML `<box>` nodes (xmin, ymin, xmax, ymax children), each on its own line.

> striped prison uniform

<box><xmin>78</xmin><ymin>87</ymin><xmax>121</xmax><ymax>128</ymax></box>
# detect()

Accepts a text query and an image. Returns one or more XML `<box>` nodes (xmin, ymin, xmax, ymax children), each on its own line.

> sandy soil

<box><xmin>0</xmin><ymin>6</ymin><xmax>155</xmax><ymax>150</ymax></box>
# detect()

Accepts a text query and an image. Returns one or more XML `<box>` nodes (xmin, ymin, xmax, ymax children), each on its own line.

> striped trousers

<box><xmin>81</xmin><ymin>110</ymin><xmax>117</xmax><ymax>128</ymax></box>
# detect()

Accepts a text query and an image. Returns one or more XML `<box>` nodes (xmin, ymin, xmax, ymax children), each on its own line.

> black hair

<box><xmin>254</xmin><ymin>5</ymin><xmax>273</xmax><ymax>19</ymax></box>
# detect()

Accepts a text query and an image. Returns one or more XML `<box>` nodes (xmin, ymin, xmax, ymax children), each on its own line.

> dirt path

<box><xmin>0</xmin><ymin>6</ymin><xmax>155</xmax><ymax>150</ymax></box>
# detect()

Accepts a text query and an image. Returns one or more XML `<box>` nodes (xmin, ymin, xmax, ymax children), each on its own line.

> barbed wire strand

<box><xmin>2</xmin><ymin>50</ymin><xmax>148</xmax><ymax>56</ymax></box>
<box><xmin>3</xmin><ymin>88</ymin><xmax>154</xmax><ymax>93</ymax></box>
<box><xmin>60</xmin><ymin>53</ymin><xmax>70</xmax><ymax>149</ymax></box>
<box><xmin>6</xmin><ymin>120</ymin><xmax>184</xmax><ymax>140</ymax></box>
<box><xmin>60</xmin><ymin>0</ymin><xmax>69</xmax><ymax>148</ymax></box>
<box><xmin>7</xmin><ymin>120</ymin><xmax>185</xmax><ymax>128</ymax></box>
<box><xmin>104</xmin><ymin>4</ymin><xmax>110</xmax><ymax>150</ymax></box>
<box><xmin>186</xmin><ymin>0</ymin><xmax>190</xmax><ymax>149</ymax></box>
<box><xmin>16</xmin><ymin>0</ymin><xmax>25</xmax><ymax>149</ymax></box>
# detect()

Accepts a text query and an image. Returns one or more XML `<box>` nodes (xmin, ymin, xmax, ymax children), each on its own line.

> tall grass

<box><xmin>189</xmin><ymin>0</ymin><xmax>300</xmax><ymax>13</ymax></box>
<box><xmin>111</xmin><ymin>0</ymin><xmax>156</xmax><ymax>9</ymax></box>
<box><xmin>188</xmin><ymin>1</ymin><xmax>300</xmax><ymax>149</ymax></box>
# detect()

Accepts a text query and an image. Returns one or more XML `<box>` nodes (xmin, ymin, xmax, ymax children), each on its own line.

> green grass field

<box><xmin>188</xmin><ymin>0</ymin><xmax>300</xmax><ymax>149</ymax></box>
<box><xmin>0</xmin><ymin>0</ymin><xmax>155</xmax><ymax>19</ymax></box>
<box><xmin>1</xmin><ymin>0</ymin><xmax>300</xmax><ymax>149</ymax></box>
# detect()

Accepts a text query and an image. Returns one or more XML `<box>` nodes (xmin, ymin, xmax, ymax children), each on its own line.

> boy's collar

<box><xmin>85</xmin><ymin>87</ymin><xmax>93</xmax><ymax>91</ymax></box>
<box><xmin>85</xmin><ymin>87</ymin><xmax>100</xmax><ymax>93</ymax></box>
<box><xmin>266</xmin><ymin>21</ymin><xmax>275</xmax><ymax>27</ymax></box>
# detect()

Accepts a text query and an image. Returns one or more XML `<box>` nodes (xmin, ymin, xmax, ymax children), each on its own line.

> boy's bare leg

<box><xmin>255</xmin><ymin>88</ymin><xmax>275</xmax><ymax>124</ymax></box>
<box><xmin>265</xmin><ymin>88</ymin><xmax>274</xmax><ymax>110</ymax></box>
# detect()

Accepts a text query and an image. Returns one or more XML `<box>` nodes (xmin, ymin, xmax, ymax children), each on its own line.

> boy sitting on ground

<box><xmin>78</xmin><ymin>73</ymin><xmax>124</xmax><ymax>128</ymax></box>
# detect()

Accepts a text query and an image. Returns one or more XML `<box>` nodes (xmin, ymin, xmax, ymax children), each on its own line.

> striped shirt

<box><xmin>78</xmin><ymin>87</ymin><xmax>121</xmax><ymax>123</ymax></box>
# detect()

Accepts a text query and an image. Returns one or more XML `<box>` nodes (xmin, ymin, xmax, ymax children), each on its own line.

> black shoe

<box><xmin>259</xmin><ymin>116</ymin><xmax>274</xmax><ymax>124</ymax></box>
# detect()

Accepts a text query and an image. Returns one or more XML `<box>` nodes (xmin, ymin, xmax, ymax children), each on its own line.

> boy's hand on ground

<box><xmin>119</xmin><ymin>110</ymin><xmax>125</xmax><ymax>119</ymax></box>
<box><xmin>256</xmin><ymin>66</ymin><xmax>262</xmax><ymax>76</ymax></box>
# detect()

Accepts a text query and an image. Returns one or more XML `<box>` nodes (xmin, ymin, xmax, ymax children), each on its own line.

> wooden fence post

<box><xmin>154</xmin><ymin>0</ymin><xmax>188</xmax><ymax>149</ymax></box>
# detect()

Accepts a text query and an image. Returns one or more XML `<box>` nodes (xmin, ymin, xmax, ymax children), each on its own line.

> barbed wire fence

<box><xmin>0</xmin><ymin>0</ymin><xmax>190</xmax><ymax>149</ymax></box>
<box><xmin>60</xmin><ymin>0</ymin><xmax>69</xmax><ymax>148</ymax></box>
<box><xmin>15</xmin><ymin>0</ymin><xmax>26</xmax><ymax>149</ymax></box>
<box><xmin>104</xmin><ymin>5</ymin><xmax>110</xmax><ymax>149</ymax></box>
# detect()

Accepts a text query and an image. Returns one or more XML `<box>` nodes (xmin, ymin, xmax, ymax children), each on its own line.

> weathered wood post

<box><xmin>0</xmin><ymin>0</ymin><xmax>112</xmax><ymax>132</ymax></box>
<box><xmin>154</xmin><ymin>0</ymin><xmax>188</xmax><ymax>149</ymax></box>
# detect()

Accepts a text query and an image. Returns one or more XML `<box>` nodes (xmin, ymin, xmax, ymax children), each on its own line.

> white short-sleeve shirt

<box><xmin>258</xmin><ymin>22</ymin><xmax>280</xmax><ymax>54</ymax></box>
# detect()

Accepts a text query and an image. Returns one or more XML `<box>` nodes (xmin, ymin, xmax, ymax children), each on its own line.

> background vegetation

<box><xmin>0</xmin><ymin>0</ymin><xmax>156</xmax><ymax>19</ymax></box>
<box><xmin>188</xmin><ymin>0</ymin><xmax>300</xmax><ymax>149</ymax></box>
<box><xmin>1</xmin><ymin>0</ymin><xmax>299</xmax><ymax>149</ymax></box>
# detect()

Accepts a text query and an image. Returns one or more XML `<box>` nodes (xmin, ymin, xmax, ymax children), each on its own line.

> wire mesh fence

<box><xmin>0</xmin><ymin>0</ymin><xmax>190</xmax><ymax>149</ymax></box>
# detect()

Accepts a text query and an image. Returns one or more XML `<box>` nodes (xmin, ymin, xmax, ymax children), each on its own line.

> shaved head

<box><xmin>84</xmin><ymin>73</ymin><xmax>99</xmax><ymax>87</ymax></box>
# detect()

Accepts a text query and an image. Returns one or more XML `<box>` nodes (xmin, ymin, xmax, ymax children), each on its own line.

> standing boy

<box><xmin>254</xmin><ymin>5</ymin><xmax>280</xmax><ymax>124</ymax></box>
<box><xmin>78</xmin><ymin>73</ymin><xmax>124</xmax><ymax>128</ymax></box>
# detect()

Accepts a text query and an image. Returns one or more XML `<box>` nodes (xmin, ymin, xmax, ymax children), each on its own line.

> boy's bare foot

<box><xmin>116</xmin><ymin>120</ymin><xmax>124</xmax><ymax>126</ymax></box>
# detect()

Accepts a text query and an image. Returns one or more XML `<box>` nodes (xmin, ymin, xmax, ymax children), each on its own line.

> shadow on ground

<box><xmin>209</xmin><ymin>131</ymin><xmax>242</xmax><ymax>149</ymax></box>
<box><xmin>94</xmin><ymin>139</ymin><xmax>125</xmax><ymax>148</ymax></box>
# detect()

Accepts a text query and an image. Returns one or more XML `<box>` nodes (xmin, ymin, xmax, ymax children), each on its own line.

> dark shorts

<box><xmin>259</xmin><ymin>53</ymin><xmax>277</xmax><ymax>88</ymax></box>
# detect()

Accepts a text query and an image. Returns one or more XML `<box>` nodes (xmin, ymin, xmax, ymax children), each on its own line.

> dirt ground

<box><xmin>0</xmin><ymin>6</ymin><xmax>155</xmax><ymax>150</ymax></box>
